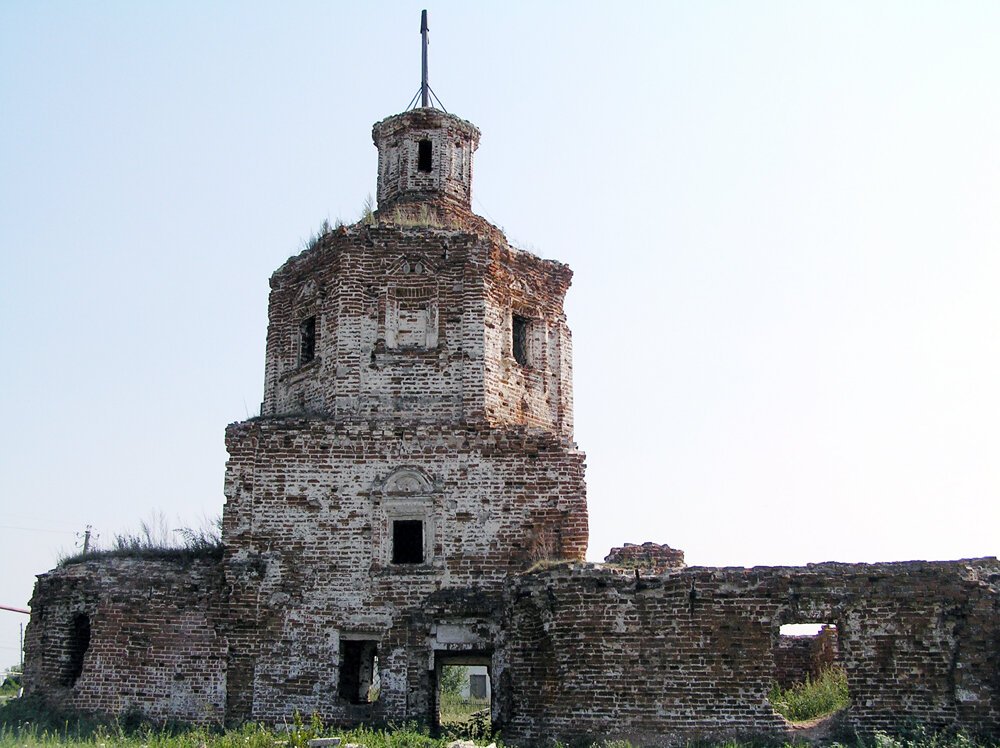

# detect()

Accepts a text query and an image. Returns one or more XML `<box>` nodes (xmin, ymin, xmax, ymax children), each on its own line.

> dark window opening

<box><xmin>392</xmin><ymin>519</ymin><xmax>424</xmax><ymax>564</ymax></box>
<box><xmin>63</xmin><ymin>613</ymin><xmax>91</xmax><ymax>686</ymax></box>
<box><xmin>512</xmin><ymin>314</ymin><xmax>530</xmax><ymax>367</ymax></box>
<box><xmin>299</xmin><ymin>316</ymin><xmax>316</xmax><ymax>364</ymax></box>
<box><xmin>339</xmin><ymin>640</ymin><xmax>379</xmax><ymax>704</ymax></box>
<box><xmin>418</xmin><ymin>140</ymin><xmax>432</xmax><ymax>173</ymax></box>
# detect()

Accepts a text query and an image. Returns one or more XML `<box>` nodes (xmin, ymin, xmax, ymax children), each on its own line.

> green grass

<box><xmin>768</xmin><ymin>665</ymin><xmax>850</xmax><ymax>722</ymax></box>
<box><xmin>2</xmin><ymin>695</ymin><xmax>998</xmax><ymax>748</ymax></box>
<box><xmin>0</xmin><ymin>697</ymin><xmax>488</xmax><ymax>747</ymax></box>
<box><xmin>0</xmin><ymin>677</ymin><xmax>19</xmax><ymax>700</ymax></box>
<box><xmin>438</xmin><ymin>692</ymin><xmax>490</xmax><ymax>741</ymax></box>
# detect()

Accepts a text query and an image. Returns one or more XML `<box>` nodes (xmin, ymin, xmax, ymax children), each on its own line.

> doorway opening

<box><xmin>339</xmin><ymin>639</ymin><xmax>379</xmax><ymax>704</ymax></box>
<box><xmin>435</xmin><ymin>652</ymin><xmax>492</xmax><ymax>738</ymax></box>
<box><xmin>62</xmin><ymin>613</ymin><xmax>91</xmax><ymax>686</ymax></box>
<box><xmin>769</xmin><ymin>622</ymin><xmax>848</xmax><ymax>723</ymax></box>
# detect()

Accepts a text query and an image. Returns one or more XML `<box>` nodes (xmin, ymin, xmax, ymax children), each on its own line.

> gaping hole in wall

<box><xmin>299</xmin><ymin>316</ymin><xmax>316</xmax><ymax>364</ymax></box>
<box><xmin>437</xmin><ymin>659</ymin><xmax>492</xmax><ymax>736</ymax></box>
<box><xmin>769</xmin><ymin>622</ymin><xmax>848</xmax><ymax>723</ymax></box>
<box><xmin>392</xmin><ymin>519</ymin><xmax>424</xmax><ymax>564</ymax></box>
<box><xmin>512</xmin><ymin>314</ymin><xmax>530</xmax><ymax>367</ymax></box>
<box><xmin>63</xmin><ymin>613</ymin><xmax>91</xmax><ymax>686</ymax></box>
<box><xmin>418</xmin><ymin>140</ymin><xmax>433</xmax><ymax>173</ymax></box>
<box><xmin>338</xmin><ymin>640</ymin><xmax>379</xmax><ymax>704</ymax></box>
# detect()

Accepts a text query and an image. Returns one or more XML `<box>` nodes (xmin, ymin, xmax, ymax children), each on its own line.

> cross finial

<box><xmin>407</xmin><ymin>10</ymin><xmax>447</xmax><ymax>112</ymax></box>
<box><xmin>420</xmin><ymin>10</ymin><xmax>429</xmax><ymax>108</ymax></box>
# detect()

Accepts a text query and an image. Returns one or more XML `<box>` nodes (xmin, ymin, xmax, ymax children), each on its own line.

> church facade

<box><xmin>220</xmin><ymin>105</ymin><xmax>588</xmax><ymax>723</ymax></box>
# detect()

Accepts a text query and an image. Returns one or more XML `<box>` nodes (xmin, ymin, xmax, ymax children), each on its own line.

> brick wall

<box><xmin>23</xmin><ymin>557</ymin><xmax>227</xmax><ymax>724</ymax></box>
<box><xmin>221</xmin><ymin>417</ymin><xmax>587</xmax><ymax>724</ymax></box>
<box><xmin>372</xmin><ymin>109</ymin><xmax>480</xmax><ymax>214</ymax></box>
<box><xmin>604</xmin><ymin>542</ymin><xmax>686</xmax><ymax>573</ymax></box>
<box><xmin>482</xmin><ymin>241</ymin><xmax>575</xmax><ymax>438</ymax></box>
<box><xmin>260</xmin><ymin>223</ymin><xmax>574</xmax><ymax>438</ymax></box>
<box><xmin>499</xmin><ymin>559</ymin><xmax>1000</xmax><ymax>745</ymax></box>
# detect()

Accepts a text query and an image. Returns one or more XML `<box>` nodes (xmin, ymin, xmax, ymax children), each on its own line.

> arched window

<box><xmin>378</xmin><ymin>468</ymin><xmax>435</xmax><ymax>566</ymax></box>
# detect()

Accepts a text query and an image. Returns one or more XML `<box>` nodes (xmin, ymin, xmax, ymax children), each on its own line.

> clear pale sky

<box><xmin>2</xmin><ymin>2</ymin><xmax>999</xmax><ymax>664</ymax></box>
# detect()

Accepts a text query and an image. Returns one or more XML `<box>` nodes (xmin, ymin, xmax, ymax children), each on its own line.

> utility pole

<box><xmin>76</xmin><ymin>524</ymin><xmax>95</xmax><ymax>553</ymax></box>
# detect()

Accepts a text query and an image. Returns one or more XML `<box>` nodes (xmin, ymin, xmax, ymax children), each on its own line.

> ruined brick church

<box><xmin>22</xmin><ymin>29</ymin><xmax>1000</xmax><ymax>745</ymax></box>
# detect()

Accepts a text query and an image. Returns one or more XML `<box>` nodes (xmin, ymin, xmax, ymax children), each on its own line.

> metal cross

<box><xmin>407</xmin><ymin>10</ymin><xmax>446</xmax><ymax>112</ymax></box>
<box><xmin>420</xmin><ymin>10</ymin><xmax>429</xmax><ymax>108</ymax></box>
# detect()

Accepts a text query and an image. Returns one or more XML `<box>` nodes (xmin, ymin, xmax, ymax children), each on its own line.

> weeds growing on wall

<box><xmin>359</xmin><ymin>194</ymin><xmax>376</xmax><ymax>225</ymax></box>
<box><xmin>303</xmin><ymin>218</ymin><xmax>334</xmax><ymax>250</ymax></box>
<box><xmin>391</xmin><ymin>204</ymin><xmax>444</xmax><ymax>228</ymax></box>
<box><xmin>768</xmin><ymin>665</ymin><xmax>850</xmax><ymax>722</ymax></box>
<box><xmin>58</xmin><ymin>513</ymin><xmax>223</xmax><ymax>567</ymax></box>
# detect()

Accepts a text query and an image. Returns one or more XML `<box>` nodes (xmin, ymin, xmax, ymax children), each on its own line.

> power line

<box><xmin>0</xmin><ymin>524</ymin><xmax>76</xmax><ymax>535</ymax></box>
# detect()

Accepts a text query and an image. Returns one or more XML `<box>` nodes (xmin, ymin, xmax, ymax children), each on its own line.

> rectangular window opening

<box><xmin>299</xmin><ymin>316</ymin><xmax>316</xmax><ymax>364</ymax></box>
<box><xmin>512</xmin><ymin>314</ymin><xmax>530</xmax><ymax>367</ymax></box>
<box><xmin>418</xmin><ymin>140</ymin><xmax>433</xmax><ymax>173</ymax></box>
<box><xmin>392</xmin><ymin>519</ymin><xmax>424</xmax><ymax>564</ymax></box>
<box><xmin>339</xmin><ymin>640</ymin><xmax>379</xmax><ymax>704</ymax></box>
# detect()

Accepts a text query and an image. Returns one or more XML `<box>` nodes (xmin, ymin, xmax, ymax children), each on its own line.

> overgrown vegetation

<box><xmin>359</xmin><ymin>194</ymin><xmax>376</xmax><ymax>225</ymax></box>
<box><xmin>0</xmin><ymin>667</ymin><xmax>20</xmax><ymax>701</ymax></box>
<box><xmin>869</xmin><ymin>725</ymin><xmax>997</xmax><ymax>748</ymax></box>
<box><xmin>437</xmin><ymin>665</ymin><xmax>490</xmax><ymax>740</ymax></box>
<box><xmin>768</xmin><ymin>665</ymin><xmax>850</xmax><ymax>722</ymax></box>
<box><xmin>59</xmin><ymin>513</ymin><xmax>223</xmax><ymax>567</ymax></box>
<box><xmin>390</xmin><ymin>204</ymin><xmax>444</xmax><ymax>228</ymax></box>
<box><xmin>303</xmin><ymin>217</ymin><xmax>339</xmax><ymax>250</ymax></box>
<box><xmin>303</xmin><ymin>196</ymin><xmax>376</xmax><ymax>249</ymax></box>
<box><xmin>0</xmin><ymin>695</ymin><xmax>489</xmax><ymax>747</ymax></box>
<box><xmin>523</xmin><ymin>558</ymin><xmax>574</xmax><ymax>574</ymax></box>
<box><xmin>1</xmin><ymin>692</ymin><xmax>998</xmax><ymax>748</ymax></box>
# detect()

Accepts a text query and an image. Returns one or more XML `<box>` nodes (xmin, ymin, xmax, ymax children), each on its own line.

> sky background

<box><xmin>2</xmin><ymin>1</ymin><xmax>999</xmax><ymax>664</ymax></box>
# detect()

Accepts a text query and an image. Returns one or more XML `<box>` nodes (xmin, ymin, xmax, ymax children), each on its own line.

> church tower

<box><xmin>372</xmin><ymin>107</ymin><xmax>480</xmax><ymax>220</ymax></box>
<box><xmin>221</xmin><ymin>12</ymin><xmax>586</xmax><ymax>727</ymax></box>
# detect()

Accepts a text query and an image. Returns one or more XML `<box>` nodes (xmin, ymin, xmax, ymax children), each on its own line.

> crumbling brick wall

<box><xmin>221</xmin><ymin>417</ymin><xmax>587</xmax><ymax>724</ymax></box>
<box><xmin>371</xmin><ymin>109</ymin><xmax>480</xmax><ymax>215</ymax></box>
<box><xmin>260</xmin><ymin>223</ymin><xmax>575</xmax><ymax>439</ymax></box>
<box><xmin>23</xmin><ymin>557</ymin><xmax>227</xmax><ymax>724</ymax></box>
<box><xmin>236</xmin><ymin>198</ymin><xmax>585</xmax><ymax>726</ymax></box>
<box><xmin>604</xmin><ymin>542</ymin><xmax>686</xmax><ymax>573</ymax></box>
<box><xmin>500</xmin><ymin>559</ymin><xmax>1000</xmax><ymax>746</ymax></box>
